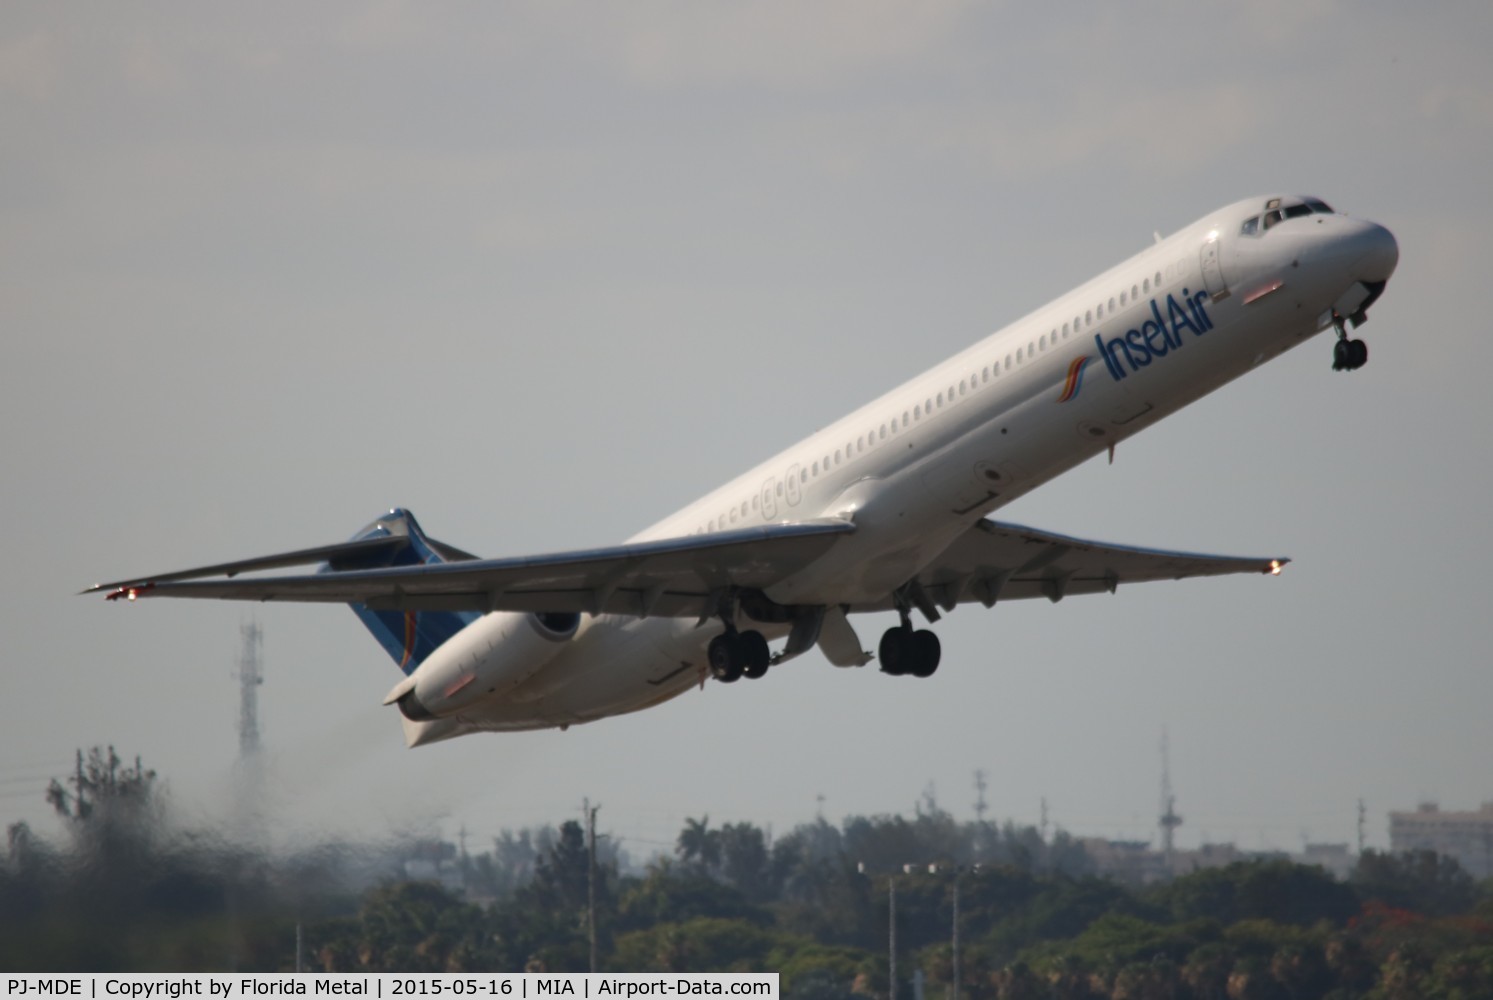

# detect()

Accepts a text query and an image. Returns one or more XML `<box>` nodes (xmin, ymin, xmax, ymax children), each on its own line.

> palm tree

<box><xmin>677</xmin><ymin>816</ymin><xmax>722</xmax><ymax>874</ymax></box>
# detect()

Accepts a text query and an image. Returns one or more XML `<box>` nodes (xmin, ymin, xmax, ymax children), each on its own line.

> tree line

<box><xmin>3</xmin><ymin>748</ymin><xmax>1492</xmax><ymax>998</ymax></box>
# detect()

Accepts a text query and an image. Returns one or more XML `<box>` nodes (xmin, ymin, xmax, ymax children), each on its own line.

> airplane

<box><xmin>88</xmin><ymin>195</ymin><xmax>1398</xmax><ymax>747</ymax></box>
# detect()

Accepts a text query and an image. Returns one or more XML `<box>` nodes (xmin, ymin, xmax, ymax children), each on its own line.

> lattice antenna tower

<box><xmin>236</xmin><ymin>621</ymin><xmax>264</xmax><ymax>759</ymax></box>
<box><xmin>973</xmin><ymin>770</ymin><xmax>989</xmax><ymax>823</ymax></box>
<box><xmin>1159</xmin><ymin>728</ymin><xmax>1183</xmax><ymax>873</ymax></box>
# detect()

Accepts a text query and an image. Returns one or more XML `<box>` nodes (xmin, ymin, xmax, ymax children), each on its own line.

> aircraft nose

<box><xmin>1352</xmin><ymin>221</ymin><xmax>1398</xmax><ymax>284</ymax></box>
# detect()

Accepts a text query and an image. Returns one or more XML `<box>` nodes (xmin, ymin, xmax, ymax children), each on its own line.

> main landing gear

<box><xmin>708</xmin><ymin>628</ymin><xmax>770</xmax><ymax>683</ymax></box>
<box><xmin>1332</xmin><ymin>313</ymin><xmax>1368</xmax><ymax>372</ymax></box>
<box><xmin>878</xmin><ymin>620</ymin><xmax>941</xmax><ymax>678</ymax></box>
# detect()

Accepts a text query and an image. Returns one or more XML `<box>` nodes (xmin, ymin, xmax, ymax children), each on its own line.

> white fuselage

<box><xmin>403</xmin><ymin>196</ymin><xmax>1397</xmax><ymax>740</ymax></box>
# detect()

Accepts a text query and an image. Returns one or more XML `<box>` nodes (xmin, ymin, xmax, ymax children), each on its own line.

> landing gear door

<box><xmin>1200</xmin><ymin>233</ymin><xmax>1229</xmax><ymax>302</ymax></box>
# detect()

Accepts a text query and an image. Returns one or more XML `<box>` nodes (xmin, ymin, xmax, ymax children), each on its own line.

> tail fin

<box><xmin>330</xmin><ymin>509</ymin><xmax>480</xmax><ymax>675</ymax></box>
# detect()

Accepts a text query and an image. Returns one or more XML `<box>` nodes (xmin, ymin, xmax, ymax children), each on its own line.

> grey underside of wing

<box><xmin>91</xmin><ymin>520</ymin><xmax>858</xmax><ymax>618</ymax></box>
<box><xmin>846</xmin><ymin>519</ymin><xmax>1286</xmax><ymax>613</ymax></box>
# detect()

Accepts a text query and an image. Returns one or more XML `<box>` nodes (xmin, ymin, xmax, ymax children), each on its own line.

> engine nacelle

<box><xmin>396</xmin><ymin>610</ymin><xmax>583</xmax><ymax>720</ymax></box>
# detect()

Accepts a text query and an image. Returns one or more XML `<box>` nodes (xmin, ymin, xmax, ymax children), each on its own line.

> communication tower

<box><xmin>236</xmin><ymin>621</ymin><xmax>264</xmax><ymax>759</ymax></box>
<box><xmin>1159</xmin><ymin>729</ymin><xmax>1183</xmax><ymax>874</ymax></box>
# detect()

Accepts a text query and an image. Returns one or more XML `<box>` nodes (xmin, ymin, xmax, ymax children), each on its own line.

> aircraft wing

<box><xmin>848</xmin><ymin>519</ymin><xmax>1286</xmax><ymax>615</ymax></box>
<box><xmin>85</xmin><ymin>519</ymin><xmax>857</xmax><ymax>619</ymax></box>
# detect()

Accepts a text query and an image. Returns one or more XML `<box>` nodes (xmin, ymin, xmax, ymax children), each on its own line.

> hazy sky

<box><xmin>4</xmin><ymin>1</ymin><xmax>1490</xmax><ymax>861</ymax></box>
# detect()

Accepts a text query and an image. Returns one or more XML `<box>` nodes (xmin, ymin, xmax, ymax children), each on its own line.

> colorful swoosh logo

<box><xmin>1057</xmin><ymin>356</ymin><xmax>1092</xmax><ymax>403</ymax></box>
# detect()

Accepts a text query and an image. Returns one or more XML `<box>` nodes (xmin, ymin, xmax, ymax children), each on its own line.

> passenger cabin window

<box><xmin>1039</xmin><ymin>335</ymin><xmax>1046</xmax><ymax>350</ymax></box>
<box><xmin>1132</xmin><ymin>283</ymin><xmax>1139</xmax><ymax>299</ymax></box>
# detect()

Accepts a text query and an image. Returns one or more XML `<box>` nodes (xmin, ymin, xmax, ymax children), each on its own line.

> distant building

<box><xmin>1081</xmin><ymin>837</ymin><xmax>1356</xmax><ymax>883</ymax></box>
<box><xmin>1297</xmin><ymin>842</ymin><xmax>1356</xmax><ymax>880</ymax></box>
<box><xmin>1175</xmin><ymin>842</ymin><xmax>1247</xmax><ymax>874</ymax></box>
<box><xmin>1390</xmin><ymin>802</ymin><xmax>1493</xmax><ymax>878</ymax></box>
<box><xmin>1080</xmin><ymin>839</ymin><xmax>1169</xmax><ymax>884</ymax></box>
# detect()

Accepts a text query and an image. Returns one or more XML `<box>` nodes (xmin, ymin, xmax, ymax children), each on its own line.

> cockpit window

<box><xmin>1254</xmin><ymin>197</ymin><xmax>1333</xmax><ymax>234</ymax></box>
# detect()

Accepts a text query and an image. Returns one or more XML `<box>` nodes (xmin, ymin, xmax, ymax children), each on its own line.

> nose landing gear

<box><xmin>1332</xmin><ymin>313</ymin><xmax>1368</xmax><ymax>371</ymax></box>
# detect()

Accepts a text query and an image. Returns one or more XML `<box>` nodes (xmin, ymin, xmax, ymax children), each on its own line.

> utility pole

<box><xmin>1040</xmin><ymin>797</ymin><xmax>1050</xmax><ymax>872</ymax></box>
<box><xmin>584</xmin><ymin>799</ymin><xmax>599</xmax><ymax>973</ymax></box>
<box><xmin>951</xmin><ymin>870</ymin><xmax>961</xmax><ymax>1000</ymax></box>
<box><xmin>888</xmin><ymin>877</ymin><xmax>897</xmax><ymax>1000</ymax></box>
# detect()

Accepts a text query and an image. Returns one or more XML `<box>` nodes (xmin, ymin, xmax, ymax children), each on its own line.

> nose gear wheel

<box><xmin>1332</xmin><ymin>313</ymin><xmax>1368</xmax><ymax>371</ymax></box>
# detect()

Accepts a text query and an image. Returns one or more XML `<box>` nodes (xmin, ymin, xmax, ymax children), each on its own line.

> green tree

<box><xmin>617</xmin><ymin>858</ymin><xmax>769</xmax><ymax>931</ymax></box>
<box><xmin>1150</xmin><ymin>860</ymin><xmax>1358</xmax><ymax>928</ymax></box>
<box><xmin>677</xmin><ymin>817</ymin><xmax>722</xmax><ymax>875</ymax></box>
<box><xmin>1426</xmin><ymin>944</ymin><xmax>1493</xmax><ymax>999</ymax></box>
<box><xmin>1353</xmin><ymin>849</ymin><xmax>1479</xmax><ymax>917</ymax></box>
<box><xmin>718</xmin><ymin>822</ymin><xmax>774</xmax><ymax>901</ymax></box>
<box><xmin>610</xmin><ymin>917</ymin><xmax>779</xmax><ymax>973</ymax></box>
